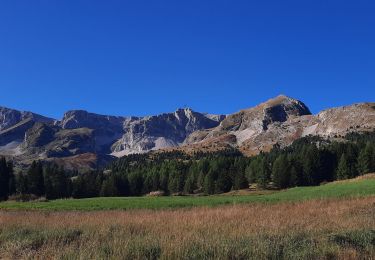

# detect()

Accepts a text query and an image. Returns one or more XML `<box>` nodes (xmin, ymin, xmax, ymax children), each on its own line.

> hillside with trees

<box><xmin>0</xmin><ymin>131</ymin><xmax>374</xmax><ymax>201</ymax></box>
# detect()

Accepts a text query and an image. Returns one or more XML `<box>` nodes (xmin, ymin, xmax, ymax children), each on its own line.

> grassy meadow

<box><xmin>0</xmin><ymin>176</ymin><xmax>374</xmax><ymax>259</ymax></box>
<box><xmin>0</xmin><ymin>176</ymin><xmax>375</xmax><ymax>211</ymax></box>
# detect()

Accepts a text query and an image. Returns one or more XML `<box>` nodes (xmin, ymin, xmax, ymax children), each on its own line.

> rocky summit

<box><xmin>0</xmin><ymin>95</ymin><xmax>374</xmax><ymax>170</ymax></box>
<box><xmin>181</xmin><ymin>95</ymin><xmax>375</xmax><ymax>155</ymax></box>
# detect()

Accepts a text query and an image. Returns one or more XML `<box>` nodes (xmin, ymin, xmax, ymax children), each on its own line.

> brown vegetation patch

<box><xmin>0</xmin><ymin>197</ymin><xmax>374</xmax><ymax>259</ymax></box>
<box><xmin>334</xmin><ymin>173</ymin><xmax>375</xmax><ymax>184</ymax></box>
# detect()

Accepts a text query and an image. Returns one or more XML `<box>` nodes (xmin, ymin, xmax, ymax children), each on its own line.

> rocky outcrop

<box><xmin>0</xmin><ymin>106</ymin><xmax>53</xmax><ymax>131</ymax></box>
<box><xmin>182</xmin><ymin>97</ymin><xmax>375</xmax><ymax>155</ymax></box>
<box><xmin>57</xmin><ymin>110</ymin><xmax>126</xmax><ymax>154</ymax></box>
<box><xmin>111</xmin><ymin>108</ymin><xmax>225</xmax><ymax>156</ymax></box>
<box><xmin>185</xmin><ymin>95</ymin><xmax>311</xmax><ymax>146</ymax></box>
<box><xmin>58</xmin><ymin>110</ymin><xmax>125</xmax><ymax>131</ymax></box>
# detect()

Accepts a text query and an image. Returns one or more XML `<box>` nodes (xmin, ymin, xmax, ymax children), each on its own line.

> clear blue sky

<box><xmin>0</xmin><ymin>1</ymin><xmax>374</xmax><ymax>119</ymax></box>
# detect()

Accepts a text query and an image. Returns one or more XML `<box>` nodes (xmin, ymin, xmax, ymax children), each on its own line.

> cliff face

<box><xmin>111</xmin><ymin>108</ymin><xmax>225</xmax><ymax>156</ymax></box>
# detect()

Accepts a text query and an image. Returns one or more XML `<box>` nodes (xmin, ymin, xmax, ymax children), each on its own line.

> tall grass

<box><xmin>0</xmin><ymin>197</ymin><xmax>374</xmax><ymax>259</ymax></box>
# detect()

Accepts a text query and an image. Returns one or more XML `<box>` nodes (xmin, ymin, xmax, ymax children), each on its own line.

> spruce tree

<box><xmin>257</xmin><ymin>157</ymin><xmax>271</xmax><ymax>188</ymax></box>
<box><xmin>0</xmin><ymin>157</ymin><xmax>10</xmax><ymax>200</ymax></box>
<box><xmin>116</xmin><ymin>175</ymin><xmax>129</xmax><ymax>196</ymax></box>
<box><xmin>272</xmin><ymin>154</ymin><xmax>290</xmax><ymax>189</ymax></box>
<box><xmin>204</xmin><ymin>170</ymin><xmax>215</xmax><ymax>194</ymax></box>
<box><xmin>151</xmin><ymin>170</ymin><xmax>160</xmax><ymax>191</ymax></box>
<box><xmin>357</xmin><ymin>142</ymin><xmax>373</xmax><ymax>175</ymax></box>
<box><xmin>159</xmin><ymin>167</ymin><xmax>169</xmax><ymax>193</ymax></box>
<box><xmin>16</xmin><ymin>172</ymin><xmax>28</xmax><ymax>195</ymax></box>
<box><xmin>233</xmin><ymin>171</ymin><xmax>248</xmax><ymax>190</ymax></box>
<box><xmin>100</xmin><ymin>175</ymin><xmax>119</xmax><ymax>197</ymax></box>
<box><xmin>45</xmin><ymin>164</ymin><xmax>69</xmax><ymax>199</ymax></box>
<box><xmin>301</xmin><ymin>145</ymin><xmax>320</xmax><ymax>185</ymax></box>
<box><xmin>7</xmin><ymin>161</ymin><xmax>15</xmax><ymax>195</ymax></box>
<box><xmin>184</xmin><ymin>174</ymin><xmax>195</xmax><ymax>194</ymax></box>
<box><xmin>197</xmin><ymin>171</ymin><xmax>205</xmax><ymax>190</ymax></box>
<box><xmin>27</xmin><ymin>161</ymin><xmax>45</xmax><ymax>196</ymax></box>
<box><xmin>345</xmin><ymin>144</ymin><xmax>359</xmax><ymax>178</ymax></box>
<box><xmin>215</xmin><ymin>171</ymin><xmax>232</xmax><ymax>193</ymax></box>
<box><xmin>245</xmin><ymin>160</ymin><xmax>258</xmax><ymax>184</ymax></box>
<box><xmin>289</xmin><ymin>165</ymin><xmax>298</xmax><ymax>187</ymax></box>
<box><xmin>337</xmin><ymin>153</ymin><xmax>350</xmax><ymax>180</ymax></box>
<box><xmin>167</xmin><ymin>170</ymin><xmax>179</xmax><ymax>194</ymax></box>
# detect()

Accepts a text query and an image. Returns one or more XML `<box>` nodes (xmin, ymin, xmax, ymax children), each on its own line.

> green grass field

<box><xmin>1</xmin><ymin>178</ymin><xmax>374</xmax><ymax>211</ymax></box>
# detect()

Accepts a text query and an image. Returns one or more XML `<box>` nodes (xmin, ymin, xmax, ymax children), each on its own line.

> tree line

<box><xmin>0</xmin><ymin>131</ymin><xmax>374</xmax><ymax>201</ymax></box>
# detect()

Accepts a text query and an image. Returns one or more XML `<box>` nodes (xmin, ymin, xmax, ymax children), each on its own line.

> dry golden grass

<box><xmin>332</xmin><ymin>173</ymin><xmax>375</xmax><ymax>184</ymax></box>
<box><xmin>0</xmin><ymin>196</ymin><xmax>374</xmax><ymax>259</ymax></box>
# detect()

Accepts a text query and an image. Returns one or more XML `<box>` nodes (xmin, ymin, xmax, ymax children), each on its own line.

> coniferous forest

<box><xmin>0</xmin><ymin>131</ymin><xmax>375</xmax><ymax>201</ymax></box>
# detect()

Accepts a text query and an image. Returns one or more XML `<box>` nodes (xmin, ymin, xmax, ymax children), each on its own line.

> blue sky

<box><xmin>0</xmin><ymin>1</ymin><xmax>374</xmax><ymax>119</ymax></box>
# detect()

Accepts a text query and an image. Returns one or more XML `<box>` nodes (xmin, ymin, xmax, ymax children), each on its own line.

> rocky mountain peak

<box><xmin>258</xmin><ymin>95</ymin><xmax>311</xmax><ymax>114</ymax></box>
<box><xmin>217</xmin><ymin>95</ymin><xmax>311</xmax><ymax>132</ymax></box>
<box><xmin>0</xmin><ymin>106</ymin><xmax>54</xmax><ymax>131</ymax></box>
<box><xmin>174</xmin><ymin>107</ymin><xmax>193</xmax><ymax>120</ymax></box>
<box><xmin>175</xmin><ymin>107</ymin><xmax>193</xmax><ymax>113</ymax></box>
<box><xmin>59</xmin><ymin>110</ymin><xmax>124</xmax><ymax>130</ymax></box>
<box><xmin>111</xmin><ymin>109</ymin><xmax>225</xmax><ymax>156</ymax></box>
<box><xmin>260</xmin><ymin>95</ymin><xmax>311</xmax><ymax>130</ymax></box>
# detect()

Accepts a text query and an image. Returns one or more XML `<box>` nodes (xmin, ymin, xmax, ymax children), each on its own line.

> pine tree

<box><xmin>345</xmin><ymin>144</ymin><xmax>359</xmax><ymax>178</ymax></box>
<box><xmin>159</xmin><ymin>167</ymin><xmax>169</xmax><ymax>193</ymax></box>
<box><xmin>197</xmin><ymin>171</ymin><xmax>205</xmax><ymax>190</ymax></box>
<box><xmin>7</xmin><ymin>161</ymin><xmax>15</xmax><ymax>195</ymax></box>
<box><xmin>168</xmin><ymin>170</ymin><xmax>179</xmax><ymax>194</ymax></box>
<box><xmin>0</xmin><ymin>157</ymin><xmax>10</xmax><ymax>200</ymax></box>
<box><xmin>233</xmin><ymin>171</ymin><xmax>248</xmax><ymax>190</ymax></box>
<box><xmin>204</xmin><ymin>171</ymin><xmax>215</xmax><ymax>195</ymax></box>
<box><xmin>245</xmin><ymin>157</ymin><xmax>270</xmax><ymax>186</ymax></box>
<box><xmin>301</xmin><ymin>145</ymin><xmax>320</xmax><ymax>185</ymax></box>
<box><xmin>357</xmin><ymin>143</ymin><xmax>374</xmax><ymax>175</ymax></box>
<box><xmin>184</xmin><ymin>174</ymin><xmax>195</xmax><ymax>194</ymax></box>
<box><xmin>151</xmin><ymin>170</ymin><xmax>160</xmax><ymax>191</ymax></box>
<box><xmin>272</xmin><ymin>154</ymin><xmax>290</xmax><ymax>189</ymax></box>
<box><xmin>44</xmin><ymin>164</ymin><xmax>69</xmax><ymax>199</ymax></box>
<box><xmin>116</xmin><ymin>175</ymin><xmax>130</xmax><ymax>196</ymax></box>
<box><xmin>337</xmin><ymin>153</ymin><xmax>350</xmax><ymax>180</ymax></box>
<box><xmin>245</xmin><ymin>161</ymin><xmax>257</xmax><ymax>184</ymax></box>
<box><xmin>127</xmin><ymin>172</ymin><xmax>144</xmax><ymax>195</ymax></box>
<box><xmin>100</xmin><ymin>175</ymin><xmax>119</xmax><ymax>197</ymax></box>
<box><xmin>27</xmin><ymin>161</ymin><xmax>45</xmax><ymax>196</ymax></box>
<box><xmin>289</xmin><ymin>165</ymin><xmax>298</xmax><ymax>187</ymax></box>
<box><xmin>16</xmin><ymin>172</ymin><xmax>28</xmax><ymax>195</ymax></box>
<box><xmin>71</xmin><ymin>176</ymin><xmax>85</xmax><ymax>198</ymax></box>
<box><xmin>257</xmin><ymin>157</ymin><xmax>271</xmax><ymax>188</ymax></box>
<box><xmin>215</xmin><ymin>171</ymin><xmax>232</xmax><ymax>193</ymax></box>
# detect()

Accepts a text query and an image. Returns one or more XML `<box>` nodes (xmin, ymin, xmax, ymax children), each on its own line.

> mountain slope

<box><xmin>0</xmin><ymin>96</ymin><xmax>374</xmax><ymax>170</ymax></box>
<box><xmin>0</xmin><ymin>107</ymin><xmax>225</xmax><ymax>170</ymax></box>
<box><xmin>181</xmin><ymin>97</ymin><xmax>375</xmax><ymax>155</ymax></box>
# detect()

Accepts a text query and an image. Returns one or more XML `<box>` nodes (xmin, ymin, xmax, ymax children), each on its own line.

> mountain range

<box><xmin>0</xmin><ymin>95</ymin><xmax>374</xmax><ymax>170</ymax></box>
